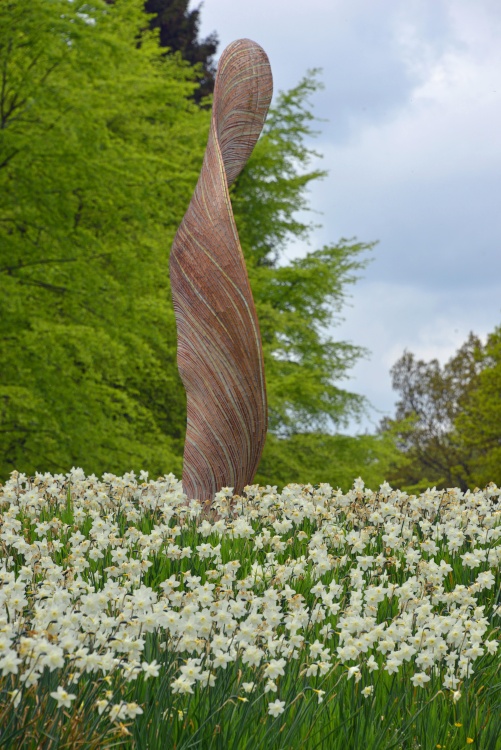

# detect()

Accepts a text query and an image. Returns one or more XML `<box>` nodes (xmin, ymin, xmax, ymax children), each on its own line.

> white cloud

<box><xmin>309</xmin><ymin>4</ymin><xmax>501</xmax><ymax>289</ymax></box>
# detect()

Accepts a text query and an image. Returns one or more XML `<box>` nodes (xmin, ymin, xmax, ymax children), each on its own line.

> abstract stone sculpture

<box><xmin>170</xmin><ymin>39</ymin><xmax>272</xmax><ymax>502</ymax></box>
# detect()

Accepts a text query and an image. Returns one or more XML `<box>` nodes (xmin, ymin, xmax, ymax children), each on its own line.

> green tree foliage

<box><xmin>454</xmin><ymin>326</ymin><xmax>501</xmax><ymax>487</ymax></box>
<box><xmin>255</xmin><ymin>432</ymin><xmax>396</xmax><ymax>491</ymax></box>
<box><xmin>1</xmin><ymin>2</ymin><xmax>388</xmax><ymax>490</ymax></box>
<box><xmin>0</xmin><ymin>0</ymin><xmax>209</xmax><ymax>479</ymax></box>
<box><xmin>379</xmin><ymin>333</ymin><xmax>486</xmax><ymax>492</ymax></box>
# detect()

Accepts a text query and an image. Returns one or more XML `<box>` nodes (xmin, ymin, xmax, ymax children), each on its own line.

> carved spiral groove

<box><xmin>170</xmin><ymin>39</ymin><xmax>272</xmax><ymax>501</ymax></box>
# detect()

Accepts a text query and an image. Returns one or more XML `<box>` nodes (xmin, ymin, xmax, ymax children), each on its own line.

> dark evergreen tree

<box><xmin>144</xmin><ymin>0</ymin><xmax>218</xmax><ymax>102</ymax></box>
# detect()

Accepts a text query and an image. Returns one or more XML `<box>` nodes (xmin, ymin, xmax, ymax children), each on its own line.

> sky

<box><xmin>190</xmin><ymin>0</ymin><xmax>501</xmax><ymax>434</ymax></box>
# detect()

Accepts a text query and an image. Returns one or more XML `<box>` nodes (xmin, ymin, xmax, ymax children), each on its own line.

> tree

<box><xmin>0</xmin><ymin>0</ymin><xmax>209</xmax><ymax>479</ymax></box>
<box><xmin>379</xmin><ymin>333</ymin><xmax>485</xmax><ymax>492</ymax></box>
<box><xmin>254</xmin><ymin>431</ymin><xmax>396</xmax><ymax>491</ymax></box>
<box><xmin>454</xmin><ymin>326</ymin><xmax>501</xmax><ymax>487</ymax></box>
<box><xmin>1</xmin><ymin>3</ymin><xmax>389</xmax><ymax>490</ymax></box>
<box><xmin>144</xmin><ymin>0</ymin><xmax>218</xmax><ymax>102</ymax></box>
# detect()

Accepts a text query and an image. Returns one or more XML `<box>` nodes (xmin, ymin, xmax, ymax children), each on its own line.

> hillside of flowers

<box><xmin>0</xmin><ymin>468</ymin><xmax>500</xmax><ymax>749</ymax></box>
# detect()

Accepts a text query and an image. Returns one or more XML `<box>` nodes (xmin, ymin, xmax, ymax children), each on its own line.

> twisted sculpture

<box><xmin>170</xmin><ymin>39</ymin><xmax>273</xmax><ymax>502</ymax></box>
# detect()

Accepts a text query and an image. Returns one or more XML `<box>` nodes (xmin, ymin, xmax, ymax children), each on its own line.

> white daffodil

<box><xmin>410</xmin><ymin>672</ymin><xmax>431</xmax><ymax>688</ymax></box>
<box><xmin>50</xmin><ymin>686</ymin><xmax>77</xmax><ymax>708</ymax></box>
<box><xmin>267</xmin><ymin>699</ymin><xmax>286</xmax><ymax>717</ymax></box>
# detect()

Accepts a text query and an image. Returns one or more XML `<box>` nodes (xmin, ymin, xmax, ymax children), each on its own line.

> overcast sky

<box><xmin>191</xmin><ymin>0</ymin><xmax>501</xmax><ymax>433</ymax></box>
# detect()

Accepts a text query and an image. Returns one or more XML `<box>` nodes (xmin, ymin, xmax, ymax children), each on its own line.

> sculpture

<box><xmin>170</xmin><ymin>39</ymin><xmax>272</xmax><ymax>502</ymax></box>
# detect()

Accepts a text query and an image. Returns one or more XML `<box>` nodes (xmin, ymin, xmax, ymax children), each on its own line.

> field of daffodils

<box><xmin>0</xmin><ymin>468</ymin><xmax>500</xmax><ymax>749</ymax></box>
